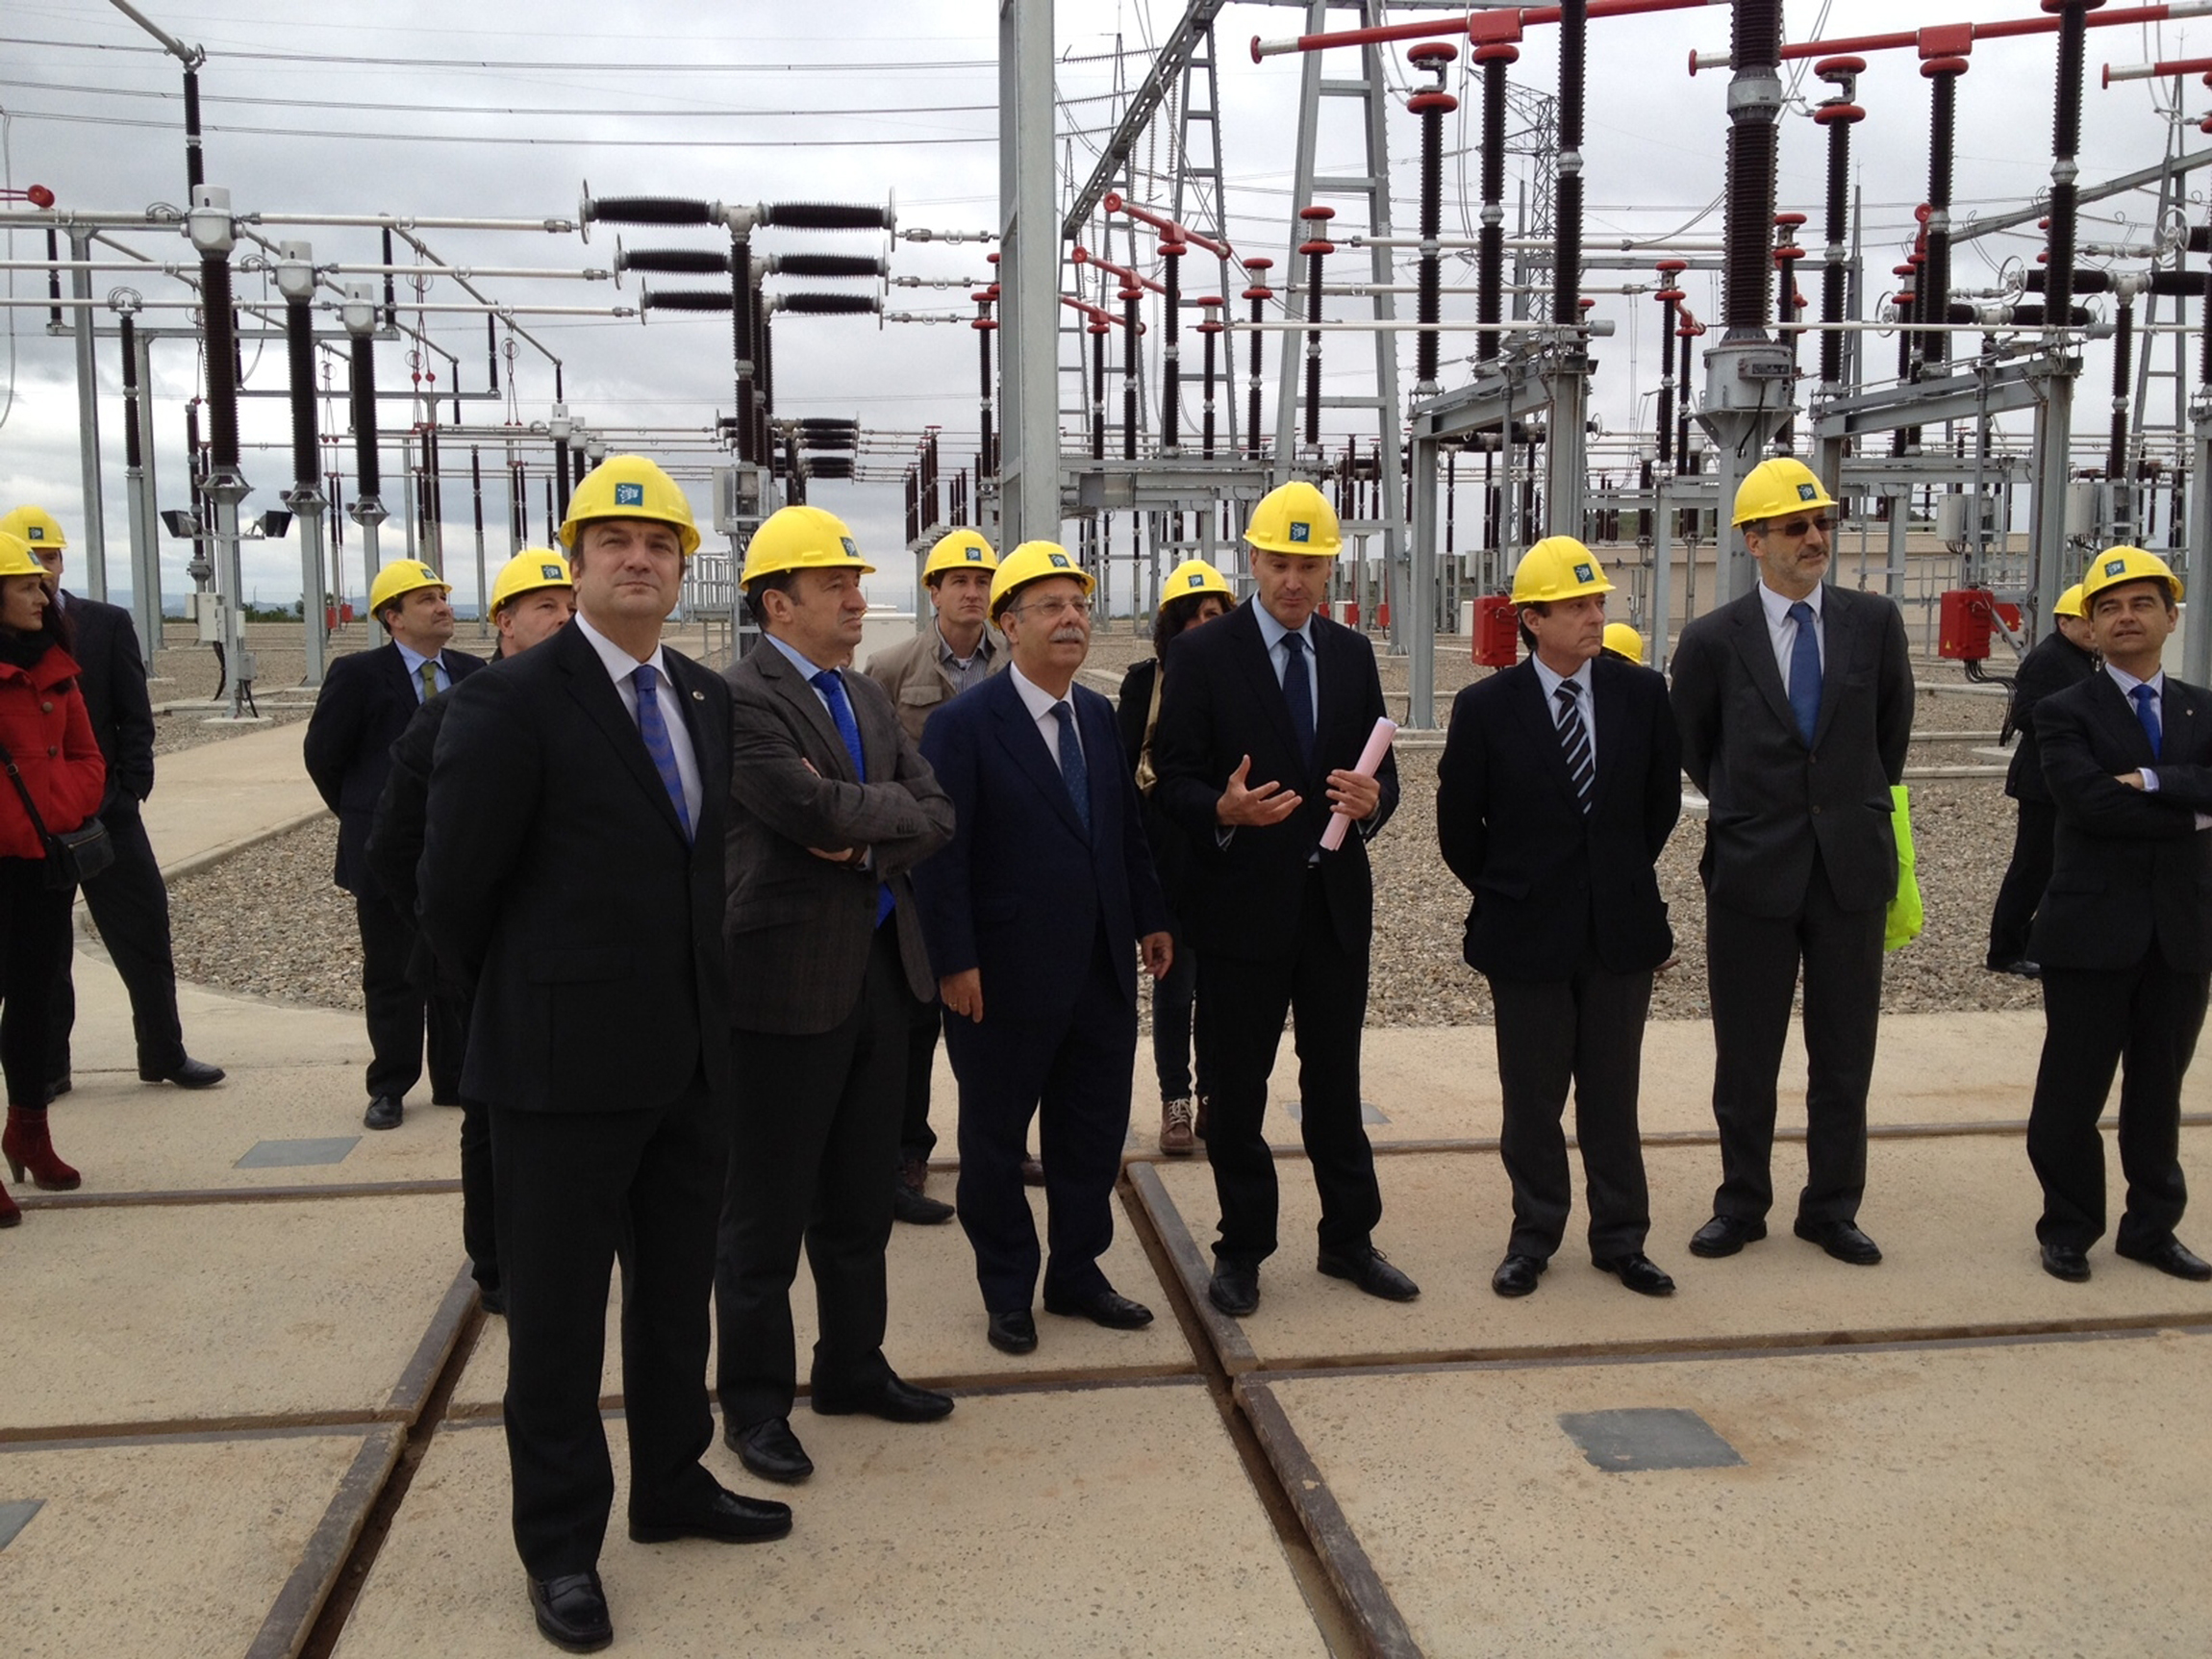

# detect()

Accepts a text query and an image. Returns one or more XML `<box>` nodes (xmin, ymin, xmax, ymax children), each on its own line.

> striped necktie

<box><xmin>1554</xmin><ymin>681</ymin><xmax>1594</xmax><ymax>815</ymax></box>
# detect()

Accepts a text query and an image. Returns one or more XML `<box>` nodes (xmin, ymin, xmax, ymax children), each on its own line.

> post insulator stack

<box><xmin>1720</xmin><ymin>0</ymin><xmax>1783</xmax><ymax>338</ymax></box>
<box><xmin>1196</xmin><ymin>297</ymin><xmax>1223</xmax><ymax>459</ymax></box>
<box><xmin>1772</xmin><ymin>213</ymin><xmax>1808</xmax><ymax>449</ymax></box>
<box><xmin>1813</xmin><ymin>58</ymin><xmax>1867</xmax><ymax>395</ymax></box>
<box><xmin>1472</xmin><ymin>17</ymin><xmax>1521</xmax><ymax>364</ymax></box>
<box><xmin>1653</xmin><ymin>261</ymin><xmax>1687</xmax><ymax>469</ymax></box>
<box><xmin>1892</xmin><ymin>263</ymin><xmax>1919</xmax><ymax>459</ymax></box>
<box><xmin>1298</xmin><ymin>206</ymin><xmax>1336</xmax><ymax>450</ymax></box>
<box><xmin>1161</xmin><ymin>239</ymin><xmax>1186</xmax><ymax>454</ymax></box>
<box><xmin>973</xmin><ymin>283</ymin><xmax>998</xmax><ymax>481</ymax></box>
<box><xmin>1554</xmin><ymin>0</ymin><xmax>1589</xmax><ymax>330</ymax></box>
<box><xmin>1090</xmin><ymin>317</ymin><xmax>1111</xmax><ymax>462</ymax></box>
<box><xmin>2043</xmin><ymin>1</ymin><xmax>2092</xmax><ymax>343</ymax></box>
<box><xmin>2109</xmin><ymin>292</ymin><xmax>2135</xmax><ymax>532</ymax></box>
<box><xmin>1920</xmin><ymin>38</ymin><xmax>1972</xmax><ymax>373</ymax></box>
<box><xmin>1407</xmin><ymin>41</ymin><xmax>1459</xmax><ymax>394</ymax></box>
<box><xmin>1121</xmin><ymin>282</ymin><xmax>1143</xmax><ymax>461</ymax></box>
<box><xmin>1243</xmin><ymin>258</ymin><xmax>1273</xmax><ymax>457</ymax></box>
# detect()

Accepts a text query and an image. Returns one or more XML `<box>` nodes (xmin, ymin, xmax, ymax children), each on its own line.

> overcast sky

<box><xmin>0</xmin><ymin>0</ymin><xmax>2202</xmax><ymax>615</ymax></box>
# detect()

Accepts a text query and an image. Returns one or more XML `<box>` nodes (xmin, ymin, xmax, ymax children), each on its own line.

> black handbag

<box><xmin>0</xmin><ymin>738</ymin><xmax>113</xmax><ymax>888</ymax></box>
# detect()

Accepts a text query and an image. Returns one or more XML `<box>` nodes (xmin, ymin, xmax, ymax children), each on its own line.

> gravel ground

<box><xmin>165</xmin><ymin>624</ymin><xmax>2038</xmax><ymax>1023</ymax></box>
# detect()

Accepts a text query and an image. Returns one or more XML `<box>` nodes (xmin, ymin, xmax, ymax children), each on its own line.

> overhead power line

<box><xmin>0</xmin><ymin>77</ymin><xmax>995</xmax><ymax>118</ymax></box>
<box><xmin>2</xmin><ymin>110</ymin><xmax>992</xmax><ymax>148</ymax></box>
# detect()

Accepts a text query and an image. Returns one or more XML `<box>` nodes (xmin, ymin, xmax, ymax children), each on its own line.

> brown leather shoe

<box><xmin>1159</xmin><ymin>1097</ymin><xmax>1197</xmax><ymax>1156</ymax></box>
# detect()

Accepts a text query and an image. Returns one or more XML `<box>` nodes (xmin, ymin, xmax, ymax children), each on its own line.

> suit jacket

<box><xmin>304</xmin><ymin>640</ymin><xmax>487</xmax><ymax>901</ymax></box>
<box><xmin>60</xmin><ymin>591</ymin><xmax>155</xmax><ymax>811</ymax></box>
<box><xmin>1670</xmin><ymin>584</ymin><xmax>1913</xmax><ymax>917</ymax></box>
<box><xmin>863</xmin><ymin>624</ymin><xmax>1007</xmax><ymax>747</ymax></box>
<box><xmin>913</xmin><ymin>668</ymin><xmax>1169</xmax><ymax>1022</ymax></box>
<box><xmin>1148</xmin><ymin>598</ymin><xmax>1400</xmax><ymax>961</ymax></box>
<box><xmin>723</xmin><ymin>643</ymin><xmax>954</xmax><ymax>1035</ymax></box>
<box><xmin>416</xmin><ymin>621</ymin><xmax>732</xmax><ymax>1113</ymax></box>
<box><xmin>2030</xmin><ymin>670</ymin><xmax>2212</xmax><ymax>973</ymax></box>
<box><xmin>1437</xmin><ymin>656</ymin><xmax>1682</xmax><ymax>981</ymax></box>
<box><xmin>2003</xmin><ymin>629</ymin><xmax>2097</xmax><ymax>803</ymax></box>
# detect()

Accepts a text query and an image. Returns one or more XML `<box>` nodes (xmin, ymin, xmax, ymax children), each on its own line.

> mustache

<box><xmin>1049</xmin><ymin>627</ymin><xmax>1088</xmax><ymax>644</ymax></box>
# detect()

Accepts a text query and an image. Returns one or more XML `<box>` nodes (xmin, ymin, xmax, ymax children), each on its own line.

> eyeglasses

<box><xmin>1012</xmin><ymin>597</ymin><xmax>1093</xmax><ymax>620</ymax></box>
<box><xmin>1770</xmin><ymin>515</ymin><xmax>1835</xmax><ymax>540</ymax></box>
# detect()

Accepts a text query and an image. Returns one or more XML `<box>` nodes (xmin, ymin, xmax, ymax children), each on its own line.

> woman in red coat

<box><xmin>0</xmin><ymin>530</ymin><xmax>104</xmax><ymax>1227</ymax></box>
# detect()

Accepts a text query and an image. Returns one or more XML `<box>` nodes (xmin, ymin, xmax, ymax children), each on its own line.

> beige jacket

<box><xmin>864</xmin><ymin>623</ymin><xmax>1007</xmax><ymax>746</ymax></box>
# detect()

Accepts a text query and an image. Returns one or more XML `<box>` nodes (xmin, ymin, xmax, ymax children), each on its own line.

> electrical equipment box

<box><xmin>1472</xmin><ymin>593</ymin><xmax>1519</xmax><ymax>667</ymax></box>
<box><xmin>1938</xmin><ymin>588</ymin><xmax>2001</xmax><ymax>661</ymax></box>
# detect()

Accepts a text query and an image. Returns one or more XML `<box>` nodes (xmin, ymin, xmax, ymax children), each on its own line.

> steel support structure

<box><xmin>999</xmin><ymin>0</ymin><xmax>1062</xmax><ymax>547</ymax></box>
<box><xmin>67</xmin><ymin>230</ymin><xmax>110</xmax><ymax>599</ymax></box>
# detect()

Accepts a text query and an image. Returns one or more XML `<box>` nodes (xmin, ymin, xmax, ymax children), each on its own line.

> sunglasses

<box><xmin>1770</xmin><ymin>515</ymin><xmax>1835</xmax><ymax>540</ymax></box>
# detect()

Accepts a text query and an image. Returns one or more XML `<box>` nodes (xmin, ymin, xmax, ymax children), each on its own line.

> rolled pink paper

<box><xmin>1319</xmin><ymin>716</ymin><xmax>1398</xmax><ymax>851</ymax></box>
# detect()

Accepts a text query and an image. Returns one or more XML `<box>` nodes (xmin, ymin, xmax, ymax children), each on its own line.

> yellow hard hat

<box><xmin>2079</xmin><ymin>545</ymin><xmax>2183</xmax><ymax>607</ymax></box>
<box><xmin>0</xmin><ymin>506</ymin><xmax>65</xmax><ymax>551</ymax></box>
<box><xmin>0</xmin><ymin>529</ymin><xmax>45</xmax><ymax>580</ymax></box>
<box><xmin>489</xmin><ymin>547</ymin><xmax>573</xmax><ymax>615</ymax></box>
<box><xmin>1732</xmin><ymin>456</ymin><xmax>1837</xmax><ymax>527</ymax></box>
<box><xmin>1511</xmin><ymin>537</ymin><xmax>1616</xmax><ymax>605</ymax></box>
<box><xmin>367</xmin><ymin>559</ymin><xmax>449</xmax><ymax>617</ymax></box>
<box><xmin>2053</xmin><ymin>583</ymin><xmax>2087</xmax><ymax>620</ymax></box>
<box><xmin>1245</xmin><ymin>480</ymin><xmax>1342</xmax><ymax>558</ymax></box>
<box><xmin>560</xmin><ymin>454</ymin><xmax>700</xmax><ymax>559</ymax></box>
<box><xmin>922</xmin><ymin>528</ymin><xmax>998</xmax><ymax>583</ymax></box>
<box><xmin>990</xmin><ymin>540</ymin><xmax>1095</xmax><ymax>618</ymax></box>
<box><xmin>1602</xmin><ymin>621</ymin><xmax>1646</xmax><ymax>665</ymax></box>
<box><xmin>1159</xmin><ymin>558</ymin><xmax>1233</xmax><ymax>612</ymax></box>
<box><xmin>741</xmin><ymin>504</ymin><xmax>876</xmax><ymax>585</ymax></box>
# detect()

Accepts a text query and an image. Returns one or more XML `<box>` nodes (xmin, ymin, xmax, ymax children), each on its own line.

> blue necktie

<box><xmin>1281</xmin><ymin>630</ymin><xmax>1318</xmax><ymax>771</ymax></box>
<box><xmin>1786</xmin><ymin>600</ymin><xmax>1822</xmax><ymax>746</ymax></box>
<box><xmin>1050</xmin><ymin>699</ymin><xmax>1092</xmax><ymax>836</ymax></box>
<box><xmin>2132</xmin><ymin>682</ymin><xmax>2163</xmax><ymax>760</ymax></box>
<box><xmin>632</xmin><ymin>663</ymin><xmax>692</xmax><ymax>843</ymax></box>
<box><xmin>813</xmin><ymin>668</ymin><xmax>895</xmax><ymax>926</ymax></box>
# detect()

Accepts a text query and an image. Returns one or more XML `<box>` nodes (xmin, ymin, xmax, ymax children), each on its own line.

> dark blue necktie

<box><xmin>1051</xmin><ymin>699</ymin><xmax>1092</xmax><ymax>836</ymax></box>
<box><xmin>631</xmin><ymin>664</ymin><xmax>692</xmax><ymax>843</ymax></box>
<box><xmin>813</xmin><ymin>668</ymin><xmax>894</xmax><ymax>926</ymax></box>
<box><xmin>1786</xmin><ymin>600</ymin><xmax>1822</xmax><ymax>746</ymax></box>
<box><xmin>2132</xmin><ymin>682</ymin><xmax>2163</xmax><ymax>760</ymax></box>
<box><xmin>1281</xmin><ymin>629</ymin><xmax>1318</xmax><ymax>770</ymax></box>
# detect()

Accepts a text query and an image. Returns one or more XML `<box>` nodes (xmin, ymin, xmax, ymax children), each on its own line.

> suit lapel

<box><xmin>756</xmin><ymin>645</ymin><xmax>856</xmax><ymax>780</ymax></box>
<box><xmin>1587</xmin><ymin>659</ymin><xmax>1627</xmax><ymax>811</ymax></box>
<box><xmin>989</xmin><ymin>676</ymin><xmax>1089</xmax><ymax>842</ymax></box>
<box><xmin>1508</xmin><ymin>661</ymin><xmax>1582</xmax><ymax>810</ymax></box>
<box><xmin>556</xmin><ymin>625</ymin><xmax>690</xmax><ymax>842</ymax></box>
<box><xmin>1726</xmin><ymin>591</ymin><xmax>1800</xmax><ymax>742</ymax></box>
<box><xmin>2090</xmin><ymin>668</ymin><xmax>2163</xmax><ymax>767</ymax></box>
<box><xmin>1809</xmin><ymin>589</ymin><xmax>1856</xmax><ymax>749</ymax></box>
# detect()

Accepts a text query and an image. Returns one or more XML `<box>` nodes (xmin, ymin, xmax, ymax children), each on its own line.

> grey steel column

<box><xmin>1649</xmin><ymin>471</ymin><xmax>1674</xmax><ymax>675</ymax></box>
<box><xmin>1408</xmin><ymin>430</ymin><xmax>1438</xmax><ymax>728</ymax></box>
<box><xmin>2188</xmin><ymin>411</ymin><xmax>2212</xmax><ymax>684</ymax></box>
<box><xmin>67</xmin><ymin>229</ymin><xmax>109</xmax><ymax>599</ymax></box>
<box><xmin>996</xmin><ymin>0</ymin><xmax>1060</xmax><ymax>546</ymax></box>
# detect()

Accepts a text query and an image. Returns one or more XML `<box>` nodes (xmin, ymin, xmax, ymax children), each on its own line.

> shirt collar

<box><xmin>2105</xmin><ymin>661</ymin><xmax>2164</xmax><ymax>697</ymax></box>
<box><xmin>1009</xmin><ymin>663</ymin><xmax>1074</xmax><ymax>719</ymax></box>
<box><xmin>936</xmin><ymin>625</ymin><xmax>993</xmax><ymax>668</ymax></box>
<box><xmin>1252</xmin><ymin>598</ymin><xmax>1315</xmax><ymax>656</ymax></box>
<box><xmin>1529</xmin><ymin>653</ymin><xmax>1594</xmax><ymax>703</ymax></box>
<box><xmin>393</xmin><ymin>640</ymin><xmax>441</xmax><ymax>677</ymax></box>
<box><xmin>762</xmin><ymin>629</ymin><xmax>841</xmax><ymax>681</ymax></box>
<box><xmin>571</xmin><ymin>610</ymin><xmax>668</xmax><ymax>686</ymax></box>
<box><xmin>1757</xmin><ymin>580</ymin><xmax>1822</xmax><ymax>627</ymax></box>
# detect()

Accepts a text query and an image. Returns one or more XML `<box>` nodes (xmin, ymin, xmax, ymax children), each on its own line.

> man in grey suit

<box><xmin>1671</xmin><ymin>458</ymin><xmax>1914</xmax><ymax>1267</ymax></box>
<box><xmin>716</xmin><ymin>505</ymin><xmax>958</xmax><ymax>1491</ymax></box>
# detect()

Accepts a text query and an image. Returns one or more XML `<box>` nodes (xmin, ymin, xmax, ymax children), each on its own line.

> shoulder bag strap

<box><xmin>0</xmin><ymin>737</ymin><xmax>56</xmax><ymax>841</ymax></box>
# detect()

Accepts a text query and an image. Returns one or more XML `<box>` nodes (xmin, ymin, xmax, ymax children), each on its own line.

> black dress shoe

<box><xmin>726</xmin><ymin>1417</ymin><xmax>814</xmax><ymax>1483</ymax></box>
<box><xmin>627</xmin><ymin>1483</ymin><xmax>792</xmax><ymax>1544</ymax></box>
<box><xmin>1794</xmin><ymin>1217</ymin><xmax>1882</xmax><ymax>1265</ymax></box>
<box><xmin>2041</xmin><ymin>1242</ymin><xmax>2092</xmax><ymax>1282</ymax></box>
<box><xmin>1688</xmin><ymin>1214</ymin><xmax>1767</xmax><ymax>1258</ymax></box>
<box><xmin>527</xmin><ymin>1571</ymin><xmax>612</xmax><ymax>1653</ymax></box>
<box><xmin>987</xmin><ymin>1308</ymin><xmax>1038</xmax><ymax>1354</ymax></box>
<box><xmin>1491</xmin><ymin>1253</ymin><xmax>1546</xmax><ymax>1298</ymax></box>
<box><xmin>1317</xmin><ymin>1245</ymin><xmax>1420</xmax><ymax>1301</ymax></box>
<box><xmin>141</xmin><ymin>1057</ymin><xmax>225</xmax><ymax>1089</ymax></box>
<box><xmin>1207</xmin><ymin>1262</ymin><xmax>1260</xmax><ymax>1317</ymax></box>
<box><xmin>892</xmin><ymin>1181</ymin><xmax>956</xmax><ymax>1225</ymax></box>
<box><xmin>43</xmin><ymin>1074</ymin><xmax>69</xmax><ymax>1103</ymax></box>
<box><xmin>812</xmin><ymin>1375</ymin><xmax>955</xmax><ymax>1422</ymax></box>
<box><xmin>2116</xmin><ymin>1236</ymin><xmax>2212</xmax><ymax>1281</ymax></box>
<box><xmin>1594</xmin><ymin>1252</ymin><xmax>1677</xmax><ymax>1296</ymax></box>
<box><xmin>1043</xmin><ymin>1287</ymin><xmax>1155</xmax><ymax>1328</ymax></box>
<box><xmin>363</xmin><ymin>1094</ymin><xmax>404</xmax><ymax>1131</ymax></box>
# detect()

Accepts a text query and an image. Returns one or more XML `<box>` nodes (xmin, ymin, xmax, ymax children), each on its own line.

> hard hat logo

<box><xmin>1574</xmin><ymin>564</ymin><xmax>1594</xmax><ymax>584</ymax></box>
<box><xmin>1049</xmin><ymin>553</ymin><xmax>1069</xmax><ymax>567</ymax></box>
<box><xmin>25</xmin><ymin>528</ymin><xmax>44</xmax><ymax>541</ymax></box>
<box><xmin>540</xmin><ymin>565</ymin><xmax>563</xmax><ymax>580</ymax></box>
<box><xmin>2106</xmin><ymin>559</ymin><xmax>2126</xmax><ymax>576</ymax></box>
<box><xmin>614</xmin><ymin>483</ymin><xmax>645</xmax><ymax>507</ymax></box>
<box><xmin>1797</xmin><ymin>483</ymin><xmax>1818</xmax><ymax>501</ymax></box>
<box><xmin>965</xmin><ymin>547</ymin><xmax>984</xmax><ymax>561</ymax></box>
<box><xmin>841</xmin><ymin>538</ymin><xmax>859</xmax><ymax>557</ymax></box>
<box><xmin>1289</xmin><ymin>521</ymin><xmax>1311</xmax><ymax>543</ymax></box>
<box><xmin>1188</xmin><ymin>573</ymin><xmax>1205</xmax><ymax>588</ymax></box>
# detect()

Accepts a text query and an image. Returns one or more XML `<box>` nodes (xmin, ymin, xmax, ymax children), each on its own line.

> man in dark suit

<box><xmin>2025</xmin><ymin>546</ymin><xmax>2212</xmax><ymax>1286</ymax></box>
<box><xmin>1670</xmin><ymin>457</ymin><xmax>1914</xmax><ymax>1268</ymax></box>
<box><xmin>914</xmin><ymin>541</ymin><xmax>1173</xmax><ymax>1357</ymax></box>
<box><xmin>1437</xmin><ymin>539</ymin><xmax>1682</xmax><ymax>1299</ymax></box>
<box><xmin>304</xmin><ymin>556</ymin><xmax>484</xmax><ymax>1131</ymax></box>
<box><xmin>1150</xmin><ymin>481</ymin><xmax>1417</xmax><ymax>1317</ymax></box>
<box><xmin>419</xmin><ymin>456</ymin><xmax>788</xmax><ymax>1655</ymax></box>
<box><xmin>1</xmin><ymin>505</ymin><xmax>222</xmax><ymax>1097</ymax></box>
<box><xmin>1988</xmin><ymin>583</ymin><xmax>2096</xmax><ymax>977</ymax></box>
<box><xmin>716</xmin><ymin>505</ymin><xmax>957</xmax><ymax>1487</ymax></box>
<box><xmin>367</xmin><ymin>548</ymin><xmax>576</xmax><ymax>1317</ymax></box>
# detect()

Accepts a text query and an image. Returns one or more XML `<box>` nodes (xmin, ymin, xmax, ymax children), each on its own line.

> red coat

<box><xmin>0</xmin><ymin>644</ymin><xmax>106</xmax><ymax>860</ymax></box>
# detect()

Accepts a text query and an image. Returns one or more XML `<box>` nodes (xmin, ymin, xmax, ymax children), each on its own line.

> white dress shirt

<box><xmin>572</xmin><ymin>611</ymin><xmax>703</xmax><ymax>830</ymax></box>
<box><xmin>1529</xmin><ymin>654</ymin><xmax>1597</xmax><ymax>773</ymax></box>
<box><xmin>1008</xmin><ymin>663</ymin><xmax>1084</xmax><ymax>775</ymax></box>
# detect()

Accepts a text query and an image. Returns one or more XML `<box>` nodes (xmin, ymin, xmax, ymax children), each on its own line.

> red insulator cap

<box><xmin>1577</xmin><ymin>297</ymin><xmax>1596</xmax><ymax>310</ymax></box>
<box><xmin>986</xmin><ymin>284</ymin><xmax>1001</xmax><ymax>299</ymax></box>
<box><xmin>1299</xmin><ymin>205</ymin><xmax>1337</xmax><ymax>222</ymax></box>
<box><xmin>1815</xmin><ymin>55</ymin><xmax>1869</xmax><ymax>77</ymax></box>
<box><xmin>1920</xmin><ymin>55</ymin><xmax>1971</xmax><ymax>79</ymax></box>
<box><xmin>1774</xmin><ymin>246</ymin><xmax>1808</xmax><ymax>261</ymax></box>
<box><xmin>1774</xmin><ymin>212</ymin><xmax>1807</xmax><ymax>228</ymax></box>
<box><xmin>1088</xmin><ymin>321</ymin><xmax>1111</xmax><ymax>334</ymax></box>
<box><xmin>1160</xmin><ymin>240</ymin><xmax>1188</xmax><ymax>258</ymax></box>
<box><xmin>1473</xmin><ymin>42</ymin><xmax>1521</xmax><ymax>65</ymax></box>
<box><xmin>2201</xmin><ymin>113</ymin><xmax>2212</xmax><ymax>135</ymax></box>
<box><xmin>1196</xmin><ymin>320</ymin><xmax>1224</xmax><ymax>335</ymax></box>
<box><xmin>1813</xmin><ymin>103</ymin><xmax>1866</xmax><ymax>125</ymax></box>
<box><xmin>1655</xmin><ymin>258</ymin><xmax>1688</xmax><ymax>274</ymax></box>
<box><xmin>1408</xmin><ymin>90</ymin><xmax>1460</xmax><ymax>114</ymax></box>
<box><xmin>1119</xmin><ymin>285</ymin><xmax>1144</xmax><ymax>300</ymax></box>
<box><xmin>1893</xmin><ymin>264</ymin><xmax>1916</xmax><ymax>277</ymax></box>
<box><xmin>2038</xmin><ymin>216</ymin><xmax>2051</xmax><ymax>230</ymax></box>
<box><xmin>987</xmin><ymin>251</ymin><xmax>1001</xmax><ymax>264</ymax></box>
<box><xmin>972</xmin><ymin>318</ymin><xmax>997</xmax><ymax>331</ymax></box>
<box><xmin>970</xmin><ymin>289</ymin><xmax>994</xmax><ymax>303</ymax></box>
<box><xmin>26</xmin><ymin>185</ymin><xmax>56</xmax><ymax>208</ymax></box>
<box><xmin>1653</xmin><ymin>289</ymin><xmax>1686</xmax><ymax>303</ymax></box>
<box><xmin>1196</xmin><ymin>295</ymin><xmax>1223</xmax><ymax>308</ymax></box>
<box><xmin>1244</xmin><ymin>255</ymin><xmax>1274</xmax><ymax>271</ymax></box>
<box><xmin>1915</xmin><ymin>203</ymin><xmax>1932</xmax><ymax>224</ymax></box>
<box><xmin>1298</xmin><ymin>239</ymin><xmax>1336</xmax><ymax>257</ymax></box>
<box><xmin>1408</xmin><ymin>41</ymin><xmax>1458</xmax><ymax>65</ymax></box>
<box><xmin>1244</xmin><ymin>286</ymin><xmax>1274</xmax><ymax>301</ymax></box>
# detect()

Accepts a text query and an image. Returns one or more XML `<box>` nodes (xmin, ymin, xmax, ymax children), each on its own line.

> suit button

<box><xmin>39</xmin><ymin>701</ymin><xmax>53</xmax><ymax>713</ymax></box>
<box><xmin>1811</xmin><ymin>804</ymin><xmax>1822</xmax><ymax>815</ymax></box>
<box><xmin>46</xmin><ymin>745</ymin><xmax>59</xmax><ymax>757</ymax></box>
